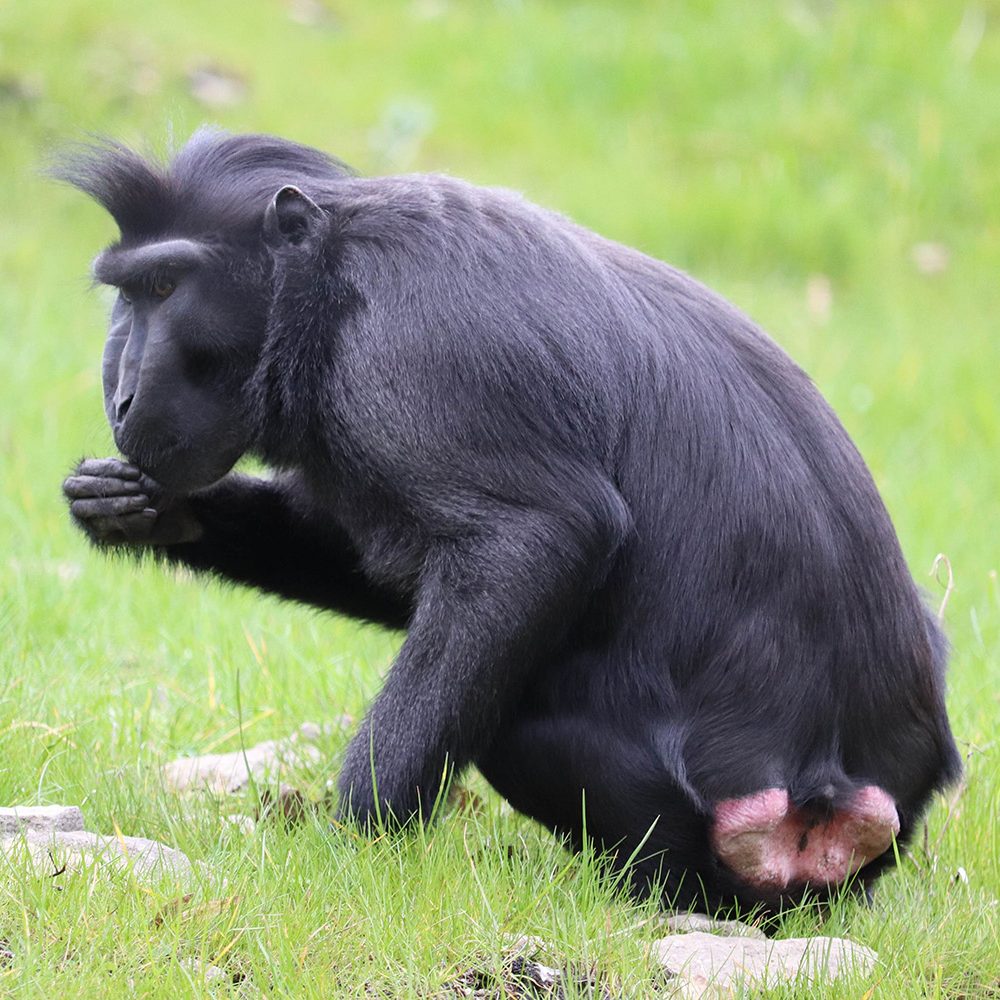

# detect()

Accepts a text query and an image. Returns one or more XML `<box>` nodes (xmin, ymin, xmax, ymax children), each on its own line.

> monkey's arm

<box><xmin>337</xmin><ymin>473</ymin><xmax>631</xmax><ymax>826</ymax></box>
<box><xmin>64</xmin><ymin>458</ymin><xmax>410</xmax><ymax>629</ymax></box>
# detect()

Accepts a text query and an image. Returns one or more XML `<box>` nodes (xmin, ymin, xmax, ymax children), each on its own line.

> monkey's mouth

<box><xmin>118</xmin><ymin>439</ymin><xmax>232</xmax><ymax>494</ymax></box>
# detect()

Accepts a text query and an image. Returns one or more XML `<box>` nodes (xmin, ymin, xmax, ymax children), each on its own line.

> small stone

<box><xmin>412</xmin><ymin>0</ymin><xmax>448</xmax><ymax>18</ymax></box>
<box><xmin>0</xmin><ymin>74</ymin><xmax>43</xmax><ymax>106</ymax></box>
<box><xmin>131</xmin><ymin>64</ymin><xmax>161</xmax><ymax>96</ymax></box>
<box><xmin>651</xmin><ymin>932</ymin><xmax>877</xmax><ymax>995</ymax></box>
<box><xmin>222</xmin><ymin>814</ymin><xmax>256</xmax><ymax>835</ymax></box>
<box><xmin>911</xmin><ymin>242</ymin><xmax>950</xmax><ymax>275</ymax></box>
<box><xmin>663</xmin><ymin>912</ymin><xmax>767</xmax><ymax>939</ymax></box>
<box><xmin>295</xmin><ymin>717</ymin><xmax>351</xmax><ymax>743</ymax></box>
<box><xmin>286</xmin><ymin>0</ymin><xmax>339</xmax><ymax>28</ymax></box>
<box><xmin>163</xmin><ymin>726</ymin><xmax>326</xmax><ymax>795</ymax></box>
<box><xmin>0</xmin><ymin>805</ymin><xmax>85</xmax><ymax>836</ymax></box>
<box><xmin>187</xmin><ymin>65</ymin><xmax>247</xmax><ymax>108</ymax></box>
<box><xmin>178</xmin><ymin>957</ymin><xmax>228</xmax><ymax>982</ymax></box>
<box><xmin>505</xmin><ymin>933</ymin><xmax>551</xmax><ymax>957</ymax></box>
<box><xmin>806</xmin><ymin>274</ymin><xmax>833</xmax><ymax>323</ymax></box>
<box><xmin>1</xmin><ymin>830</ymin><xmax>195</xmax><ymax>883</ymax></box>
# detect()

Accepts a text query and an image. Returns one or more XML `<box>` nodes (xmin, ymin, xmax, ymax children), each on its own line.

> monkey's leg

<box><xmin>480</xmin><ymin>711</ymin><xmax>716</xmax><ymax>911</ymax></box>
<box><xmin>337</xmin><ymin>498</ymin><xmax>628</xmax><ymax>828</ymax></box>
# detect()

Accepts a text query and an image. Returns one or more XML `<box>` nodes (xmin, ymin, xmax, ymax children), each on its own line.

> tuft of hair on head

<box><xmin>50</xmin><ymin>127</ymin><xmax>356</xmax><ymax>243</ymax></box>
<box><xmin>49</xmin><ymin>137</ymin><xmax>173</xmax><ymax>239</ymax></box>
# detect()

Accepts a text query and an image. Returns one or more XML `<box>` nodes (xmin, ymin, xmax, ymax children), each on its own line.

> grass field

<box><xmin>1</xmin><ymin>1</ymin><xmax>998</xmax><ymax>996</ymax></box>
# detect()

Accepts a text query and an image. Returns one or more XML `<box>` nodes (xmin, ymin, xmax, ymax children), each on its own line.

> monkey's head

<box><xmin>56</xmin><ymin>129</ymin><xmax>347</xmax><ymax>492</ymax></box>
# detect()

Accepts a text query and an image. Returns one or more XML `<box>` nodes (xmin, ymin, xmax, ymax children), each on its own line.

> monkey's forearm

<box><xmin>164</xmin><ymin>475</ymin><xmax>412</xmax><ymax>628</ymax></box>
<box><xmin>338</xmin><ymin>484</ymin><xmax>630</xmax><ymax>826</ymax></box>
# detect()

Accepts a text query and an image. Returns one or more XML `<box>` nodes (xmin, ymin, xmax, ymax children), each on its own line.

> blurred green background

<box><xmin>1</xmin><ymin>1</ymin><xmax>998</xmax><ymax>996</ymax></box>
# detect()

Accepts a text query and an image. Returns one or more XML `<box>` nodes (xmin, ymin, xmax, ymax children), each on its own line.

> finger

<box><xmin>136</xmin><ymin>474</ymin><xmax>167</xmax><ymax>498</ymax></box>
<box><xmin>70</xmin><ymin>495</ymin><xmax>150</xmax><ymax>519</ymax></box>
<box><xmin>87</xmin><ymin>511</ymin><xmax>156</xmax><ymax>542</ymax></box>
<box><xmin>76</xmin><ymin>458</ymin><xmax>142</xmax><ymax>480</ymax></box>
<box><xmin>118</xmin><ymin>511</ymin><xmax>157</xmax><ymax>542</ymax></box>
<box><xmin>63</xmin><ymin>475</ymin><xmax>146</xmax><ymax>499</ymax></box>
<box><xmin>87</xmin><ymin>517</ymin><xmax>127</xmax><ymax>542</ymax></box>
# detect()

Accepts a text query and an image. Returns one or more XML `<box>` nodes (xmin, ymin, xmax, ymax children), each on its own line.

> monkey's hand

<box><xmin>63</xmin><ymin>457</ymin><xmax>203</xmax><ymax>547</ymax></box>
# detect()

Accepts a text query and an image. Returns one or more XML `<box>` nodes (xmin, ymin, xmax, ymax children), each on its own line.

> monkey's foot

<box><xmin>710</xmin><ymin>786</ymin><xmax>899</xmax><ymax>890</ymax></box>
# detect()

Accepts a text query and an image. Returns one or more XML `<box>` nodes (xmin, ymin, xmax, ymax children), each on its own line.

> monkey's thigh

<box><xmin>478</xmin><ymin>711</ymin><xmax>708</xmax><ymax>897</ymax></box>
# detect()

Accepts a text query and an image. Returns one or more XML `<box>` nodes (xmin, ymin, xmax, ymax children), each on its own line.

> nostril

<box><xmin>115</xmin><ymin>394</ymin><xmax>134</xmax><ymax>422</ymax></box>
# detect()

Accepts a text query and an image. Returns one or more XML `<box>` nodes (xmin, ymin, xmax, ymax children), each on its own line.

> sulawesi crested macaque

<box><xmin>59</xmin><ymin>129</ymin><xmax>960</xmax><ymax>913</ymax></box>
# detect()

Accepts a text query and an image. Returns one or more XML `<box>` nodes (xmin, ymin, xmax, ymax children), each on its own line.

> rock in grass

<box><xmin>177</xmin><ymin>957</ymin><xmax>228</xmax><ymax>982</ymax></box>
<box><xmin>0</xmin><ymin>805</ymin><xmax>85</xmax><ymax>835</ymax></box>
<box><xmin>222</xmin><ymin>813</ymin><xmax>256</xmax><ymax>835</ymax></box>
<box><xmin>661</xmin><ymin>911</ymin><xmax>767</xmax><ymax>939</ymax></box>
<box><xmin>652</xmin><ymin>931</ymin><xmax>877</xmax><ymax>996</ymax></box>
<box><xmin>162</xmin><ymin>721</ymin><xmax>345</xmax><ymax>795</ymax></box>
<box><xmin>1</xmin><ymin>830</ymin><xmax>194</xmax><ymax>883</ymax></box>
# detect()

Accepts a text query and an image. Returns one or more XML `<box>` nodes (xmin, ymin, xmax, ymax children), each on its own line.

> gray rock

<box><xmin>178</xmin><ymin>957</ymin><xmax>228</xmax><ymax>982</ymax></box>
<box><xmin>162</xmin><ymin>723</ymin><xmax>327</xmax><ymax>795</ymax></box>
<box><xmin>662</xmin><ymin>912</ymin><xmax>767</xmax><ymax>939</ymax></box>
<box><xmin>222</xmin><ymin>813</ymin><xmax>256</xmax><ymax>835</ymax></box>
<box><xmin>1</xmin><ymin>830</ymin><xmax>194</xmax><ymax>882</ymax></box>
<box><xmin>652</xmin><ymin>932</ymin><xmax>877</xmax><ymax>996</ymax></box>
<box><xmin>296</xmin><ymin>717</ymin><xmax>352</xmax><ymax>742</ymax></box>
<box><xmin>0</xmin><ymin>805</ymin><xmax>85</xmax><ymax>835</ymax></box>
<box><xmin>504</xmin><ymin>933</ymin><xmax>551</xmax><ymax>957</ymax></box>
<box><xmin>186</xmin><ymin>65</ymin><xmax>247</xmax><ymax>109</ymax></box>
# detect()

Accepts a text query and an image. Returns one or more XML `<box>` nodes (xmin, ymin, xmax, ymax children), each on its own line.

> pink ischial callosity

<box><xmin>710</xmin><ymin>786</ymin><xmax>900</xmax><ymax>890</ymax></box>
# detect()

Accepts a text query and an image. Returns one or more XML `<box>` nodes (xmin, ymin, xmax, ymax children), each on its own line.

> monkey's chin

<box><xmin>123</xmin><ymin>445</ymin><xmax>241</xmax><ymax>495</ymax></box>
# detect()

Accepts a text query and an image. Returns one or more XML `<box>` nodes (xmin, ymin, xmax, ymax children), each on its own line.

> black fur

<box><xmin>59</xmin><ymin>129</ymin><xmax>961</xmax><ymax>913</ymax></box>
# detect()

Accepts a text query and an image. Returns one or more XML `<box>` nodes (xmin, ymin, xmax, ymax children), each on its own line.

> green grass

<box><xmin>1</xmin><ymin>0</ymin><xmax>999</xmax><ymax>995</ymax></box>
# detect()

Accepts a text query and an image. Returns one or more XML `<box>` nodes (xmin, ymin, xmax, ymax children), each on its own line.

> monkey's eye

<box><xmin>152</xmin><ymin>276</ymin><xmax>176</xmax><ymax>300</ymax></box>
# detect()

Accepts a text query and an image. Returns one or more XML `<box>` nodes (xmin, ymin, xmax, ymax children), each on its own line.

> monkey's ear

<box><xmin>263</xmin><ymin>186</ymin><xmax>327</xmax><ymax>248</ymax></box>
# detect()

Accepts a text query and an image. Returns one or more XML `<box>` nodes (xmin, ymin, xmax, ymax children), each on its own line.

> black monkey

<box><xmin>59</xmin><ymin>129</ymin><xmax>960</xmax><ymax>913</ymax></box>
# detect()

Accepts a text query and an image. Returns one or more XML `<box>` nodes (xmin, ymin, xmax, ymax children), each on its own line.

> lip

<box><xmin>117</xmin><ymin>433</ymin><xmax>239</xmax><ymax>493</ymax></box>
<box><xmin>113</xmin><ymin>436</ymin><xmax>189</xmax><ymax>491</ymax></box>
